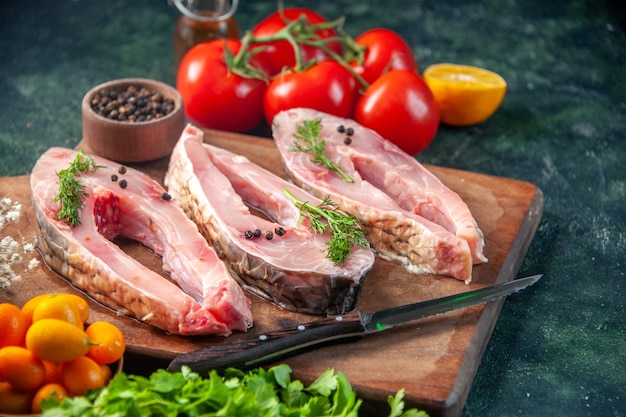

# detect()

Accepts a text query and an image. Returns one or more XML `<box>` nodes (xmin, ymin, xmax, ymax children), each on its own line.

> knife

<box><xmin>168</xmin><ymin>274</ymin><xmax>542</xmax><ymax>374</ymax></box>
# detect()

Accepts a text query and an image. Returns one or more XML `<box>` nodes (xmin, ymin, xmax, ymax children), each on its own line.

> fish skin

<box><xmin>31</xmin><ymin>147</ymin><xmax>252</xmax><ymax>336</ymax></box>
<box><xmin>166</xmin><ymin>125</ymin><xmax>375</xmax><ymax>315</ymax></box>
<box><xmin>271</xmin><ymin>108</ymin><xmax>488</xmax><ymax>283</ymax></box>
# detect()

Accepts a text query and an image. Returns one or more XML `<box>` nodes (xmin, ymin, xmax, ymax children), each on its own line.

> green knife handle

<box><xmin>168</xmin><ymin>310</ymin><xmax>365</xmax><ymax>374</ymax></box>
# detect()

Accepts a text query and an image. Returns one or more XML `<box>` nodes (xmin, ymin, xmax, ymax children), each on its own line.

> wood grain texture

<box><xmin>0</xmin><ymin>129</ymin><xmax>543</xmax><ymax>417</ymax></box>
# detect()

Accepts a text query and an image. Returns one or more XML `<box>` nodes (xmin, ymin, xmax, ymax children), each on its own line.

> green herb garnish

<box><xmin>52</xmin><ymin>150</ymin><xmax>105</xmax><ymax>227</ymax></box>
<box><xmin>40</xmin><ymin>365</ymin><xmax>427</xmax><ymax>416</ymax></box>
<box><xmin>290</xmin><ymin>118</ymin><xmax>354</xmax><ymax>183</ymax></box>
<box><xmin>284</xmin><ymin>189</ymin><xmax>368</xmax><ymax>264</ymax></box>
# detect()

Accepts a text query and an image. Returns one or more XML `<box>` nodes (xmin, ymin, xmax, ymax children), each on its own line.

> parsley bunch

<box><xmin>40</xmin><ymin>365</ymin><xmax>427</xmax><ymax>417</ymax></box>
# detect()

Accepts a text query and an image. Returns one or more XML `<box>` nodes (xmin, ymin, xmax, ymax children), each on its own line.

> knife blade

<box><xmin>168</xmin><ymin>274</ymin><xmax>542</xmax><ymax>374</ymax></box>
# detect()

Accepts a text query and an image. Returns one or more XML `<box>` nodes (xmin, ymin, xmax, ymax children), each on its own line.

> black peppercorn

<box><xmin>337</xmin><ymin>125</ymin><xmax>346</xmax><ymax>133</ymax></box>
<box><xmin>111</xmin><ymin>174</ymin><xmax>118</xmax><ymax>182</ymax></box>
<box><xmin>344</xmin><ymin>137</ymin><xmax>352</xmax><ymax>145</ymax></box>
<box><xmin>119</xmin><ymin>179</ymin><xmax>128</xmax><ymax>189</ymax></box>
<box><xmin>265</xmin><ymin>230</ymin><xmax>274</xmax><ymax>240</ymax></box>
<box><xmin>244</xmin><ymin>230</ymin><xmax>254</xmax><ymax>239</ymax></box>
<box><xmin>275</xmin><ymin>227</ymin><xmax>285</xmax><ymax>236</ymax></box>
<box><xmin>253</xmin><ymin>229</ymin><xmax>262</xmax><ymax>238</ymax></box>
<box><xmin>118</xmin><ymin>166</ymin><xmax>127</xmax><ymax>174</ymax></box>
<box><xmin>345</xmin><ymin>127</ymin><xmax>355</xmax><ymax>136</ymax></box>
<box><xmin>161</xmin><ymin>192</ymin><xmax>172</xmax><ymax>201</ymax></box>
<box><xmin>90</xmin><ymin>85</ymin><xmax>176</xmax><ymax>123</ymax></box>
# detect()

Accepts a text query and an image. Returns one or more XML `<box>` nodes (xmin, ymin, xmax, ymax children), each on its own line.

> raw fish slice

<box><xmin>166</xmin><ymin>125</ymin><xmax>375</xmax><ymax>315</ymax></box>
<box><xmin>31</xmin><ymin>147</ymin><xmax>252</xmax><ymax>336</ymax></box>
<box><xmin>272</xmin><ymin>108</ymin><xmax>488</xmax><ymax>282</ymax></box>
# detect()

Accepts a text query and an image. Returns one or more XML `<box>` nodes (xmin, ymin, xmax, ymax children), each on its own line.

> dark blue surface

<box><xmin>1</xmin><ymin>1</ymin><xmax>624</xmax><ymax>416</ymax></box>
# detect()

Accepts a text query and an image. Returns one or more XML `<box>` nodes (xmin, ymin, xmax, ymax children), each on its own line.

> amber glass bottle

<box><xmin>171</xmin><ymin>0</ymin><xmax>240</xmax><ymax>70</ymax></box>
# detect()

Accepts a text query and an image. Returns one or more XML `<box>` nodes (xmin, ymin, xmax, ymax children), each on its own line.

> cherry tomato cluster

<box><xmin>176</xmin><ymin>7</ymin><xmax>440</xmax><ymax>155</ymax></box>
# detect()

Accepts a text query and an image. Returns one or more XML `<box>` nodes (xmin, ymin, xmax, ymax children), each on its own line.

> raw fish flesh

<box><xmin>31</xmin><ymin>147</ymin><xmax>252</xmax><ymax>336</ymax></box>
<box><xmin>166</xmin><ymin>125</ymin><xmax>375</xmax><ymax>315</ymax></box>
<box><xmin>272</xmin><ymin>108</ymin><xmax>487</xmax><ymax>282</ymax></box>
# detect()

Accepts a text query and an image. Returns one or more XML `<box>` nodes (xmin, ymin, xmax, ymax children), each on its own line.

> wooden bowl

<box><xmin>82</xmin><ymin>78</ymin><xmax>184</xmax><ymax>163</ymax></box>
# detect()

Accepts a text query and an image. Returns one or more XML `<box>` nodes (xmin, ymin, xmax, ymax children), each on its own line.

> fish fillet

<box><xmin>272</xmin><ymin>108</ymin><xmax>488</xmax><ymax>282</ymax></box>
<box><xmin>166</xmin><ymin>125</ymin><xmax>375</xmax><ymax>315</ymax></box>
<box><xmin>31</xmin><ymin>147</ymin><xmax>252</xmax><ymax>336</ymax></box>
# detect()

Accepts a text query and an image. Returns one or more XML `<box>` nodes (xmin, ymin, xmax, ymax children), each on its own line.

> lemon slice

<box><xmin>423</xmin><ymin>63</ymin><xmax>507</xmax><ymax>126</ymax></box>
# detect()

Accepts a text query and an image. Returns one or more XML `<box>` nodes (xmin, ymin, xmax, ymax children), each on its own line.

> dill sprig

<box><xmin>52</xmin><ymin>150</ymin><xmax>105</xmax><ymax>227</ymax></box>
<box><xmin>289</xmin><ymin>118</ymin><xmax>354</xmax><ymax>183</ymax></box>
<box><xmin>284</xmin><ymin>189</ymin><xmax>368</xmax><ymax>264</ymax></box>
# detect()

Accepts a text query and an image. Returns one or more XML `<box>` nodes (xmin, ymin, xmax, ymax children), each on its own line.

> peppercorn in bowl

<box><xmin>82</xmin><ymin>78</ymin><xmax>184</xmax><ymax>163</ymax></box>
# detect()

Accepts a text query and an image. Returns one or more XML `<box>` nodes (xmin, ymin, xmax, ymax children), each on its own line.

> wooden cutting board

<box><xmin>0</xmin><ymin>129</ymin><xmax>543</xmax><ymax>417</ymax></box>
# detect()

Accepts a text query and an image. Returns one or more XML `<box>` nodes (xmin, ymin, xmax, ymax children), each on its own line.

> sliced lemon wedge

<box><xmin>423</xmin><ymin>63</ymin><xmax>507</xmax><ymax>126</ymax></box>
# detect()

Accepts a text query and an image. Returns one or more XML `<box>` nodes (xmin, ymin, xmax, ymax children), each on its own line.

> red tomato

<box><xmin>354</xmin><ymin>70</ymin><xmax>440</xmax><ymax>155</ymax></box>
<box><xmin>176</xmin><ymin>39</ymin><xmax>272</xmax><ymax>132</ymax></box>
<box><xmin>351</xmin><ymin>28</ymin><xmax>418</xmax><ymax>85</ymax></box>
<box><xmin>263</xmin><ymin>61</ymin><xmax>358</xmax><ymax>125</ymax></box>
<box><xmin>252</xmin><ymin>8</ymin><xmax>342</xmax><ymax>75</ymax></box>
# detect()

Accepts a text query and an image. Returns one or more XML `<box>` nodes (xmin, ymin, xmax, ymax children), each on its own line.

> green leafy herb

<box><xmin>284</xmin><ymin>189</ymin><xmax>368</xmax><ymax>264</ymax></box>
<box><xmin>40</xmin><ymin>365</ymin><xmax>427</xmax><ymax>416</ymax></box>
<box><xmin>290</xmin><ymin>118</ymin><xmax>354</xmax><ymax>183</ymax></box>
<box><xmin>388</xmin><ymin>389</ymin><xmax>430</xmax><ymax>417</ymax></box>
<box><xmin>52</xmin><ymin>150</ymin><xmax>105</xmax><ymax>227</ymax></box>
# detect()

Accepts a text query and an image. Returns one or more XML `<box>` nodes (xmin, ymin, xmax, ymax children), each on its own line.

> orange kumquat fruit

<box><xmin>59</xmin><ymin>356</ymin><xmax>106</xmax><ymax>397</ymax></box>
<box><xmin>41</xmin><ymin>359</ymin><xmax>61</xmax><ymax>385</ymax></box>
<box><xmin>1</xmin><ymin>294</ymin><xmax>125</xmax><ymax>406</ymax></box>
<box><xmin>85</xmin><ymin>321</ymin><xmax>126</xmax><ymax>365</ymax></box>
<box><xmin>57</xmin><ymin>293</ymin><xmax>90</xmax><ymax>323</ymax></box>
<box><xmin>20</xmin><ymin>293</ymin><xmax>50</xmax><ymax>327</ymax></box>
<box><xmin>100</xmin><ymin>363</ymin><xmax>113</xmax><ymax>385</ymax></box>
<box><xmin>0</xmin><ymin>381</ymin><xmax>34</xmax><ymax>414</ymax></box>
<box><xmin>0</xmin><ymin>346</ymin><xmax>46</xmax><ymax>391</ymax></box>
<box><xmin>423</xmin><ymin>63</ymin><xmax>507</xmax><ymax>126</ymax></box>
<box><xmin>31</xmin><ymin>382</ymin><xmax>68</xmax><ymax>413</ymax></box>
<box><xmin>25</xmin><ymin>318</ymin><xmax>91</xmax><ymax>363</ymax></box>
<box><xmin>31</xmin><ymin>293</ymin><xmax>85</xmax><ymax>329</ymax></box>
<box><xmin>0</xmin><ymin>302</ymin><xmax>28</xmax><ymax>348</ymax></box>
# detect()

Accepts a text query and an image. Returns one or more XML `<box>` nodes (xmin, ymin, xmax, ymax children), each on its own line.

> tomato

<box><xmin>176</xmin><ymin>39</ymin><xmax>272</xmax><ymax>132</ymax></box>
<box><xmin>351</xmin><ymin>28</ymin><xmax>418</xmax><ymax>85</ymax></box>
<box><xmin>252</xmin><ymin>8</ymin><xmax>342</xmax><ymax>75</ymax></box>
<box><xmin>354</xmin><ymin>70</ymin><xmax>439</xmax><ymax>155</ymax></box>
<box><xmin>263</xmin><ymin>61</ymin><xmax>358</xmax><ymax>125</ymax></box>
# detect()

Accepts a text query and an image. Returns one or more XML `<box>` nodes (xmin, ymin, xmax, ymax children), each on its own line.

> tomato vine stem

<box><xmin>227</xmin><ymin>13</ymin><xmax>371</xmax><ymax>90</ymax></box>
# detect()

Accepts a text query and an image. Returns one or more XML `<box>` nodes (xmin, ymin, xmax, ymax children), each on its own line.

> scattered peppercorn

<box><xmin>90</xmin><ymin>85</ymin><xmax>176</xmax><ymax>123</ymax></box>
<box><xmin>161</xmin><ymin>192</ymin><xmax>172</xmax><ymax>201</ymax></box>
<box><xmin>345</xmin><ymin>127</ymin><xmax>355</xmax><ymax>136</ymax></box>
<box><xmin>275</xmin><ymin>227</ymin><xmax>285</xmax><ymax>236</ymax></box>
<box><xmin>265</xmin><ymin>230</ymin><xmax>274</xmax><ymax>240</ymax></box>
<box><xmin>111</xmin><ymin>174</ymin><xmax>118</xmax><ymax>182</ymax></box>
<box><xmin>337</xmin><ymin>125</ymin><xmax>346</xmax><ymax>134</ymax></box>
<box><xmin>343</xmin><ymin>137</ymin><xmax>352</xmax><ymax>145</ymax></box>
<box><xmin>119</xmin><ymin>179</ymin><xmax>128</xmax><ymax>189</ymax></box>
<box><xmin>244</xmin><ymin>230</ymin><xmax>254</xmax><ymax>239</ymax></box>
<box><xmin>118</xmin><ymin>166</ymin><xmax>127</xmax><ymax>174</ymax></box>
<box><xmin>253</xmin><ymin>229</ymin><xmax>262</xmax><ymax>238</ymax></box>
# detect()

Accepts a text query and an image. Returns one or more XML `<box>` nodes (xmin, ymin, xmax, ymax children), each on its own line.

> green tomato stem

<box><xmin>228</xmin><ymin>12</ymin><xmax>372</xmax><ymax>89</ymax></box>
